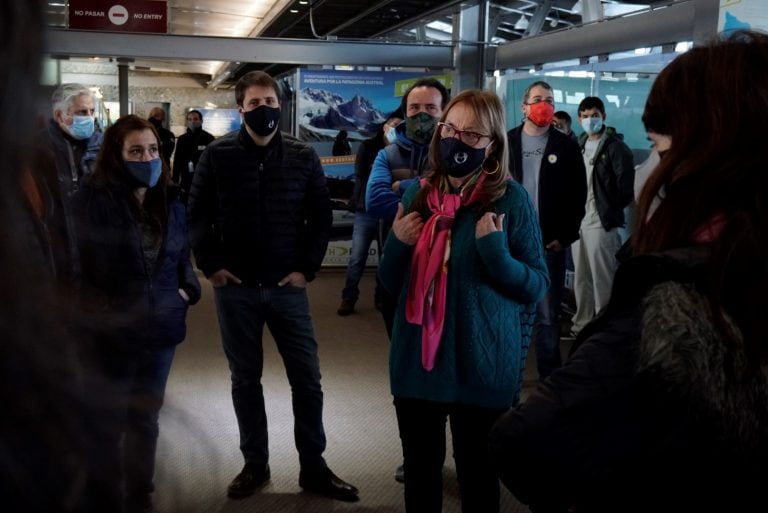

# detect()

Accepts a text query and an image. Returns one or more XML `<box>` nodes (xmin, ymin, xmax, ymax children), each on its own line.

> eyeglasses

<box><xmin>438</xmin><ymin>122</ymin><xmax>491</xmax><ymax>147</ymax></box>
<box><xmin>524</xmin><ymin>98</ymin><xmax>555</xmax><ymax>106</ymax></box>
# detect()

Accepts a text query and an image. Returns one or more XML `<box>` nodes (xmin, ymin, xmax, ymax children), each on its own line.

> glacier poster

<box><xmin>297</xmin><ymin>69</ymin><xmax>449</xmax><ymax>207</ymax></box>
<box><xmin>297</xmin><ymin>69</ymin><xmax>446</xmax><ymax>147</ymax></box>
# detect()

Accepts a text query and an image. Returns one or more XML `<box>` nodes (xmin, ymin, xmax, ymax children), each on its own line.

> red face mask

<box><xmin>526</xmin><ymin>101</ymin><xmax>555</xmax><ymax>127</ymax></box>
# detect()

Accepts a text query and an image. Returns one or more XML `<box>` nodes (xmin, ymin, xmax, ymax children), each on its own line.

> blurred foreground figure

<box><xmin>490</xmin><ymin>30</ymin><xmax>768</xmax><ymax>513</ymax></box>
<box><xmin>0</xmin><ymin>1</ymin><xmax>91</xmax><ymax>512</ymax></box>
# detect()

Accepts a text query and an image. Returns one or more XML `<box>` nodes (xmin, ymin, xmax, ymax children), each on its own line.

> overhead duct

<box><xmin>495</xmin><ymin>0</ymin><xmax>706</xmax><ymax>70</ymax></box>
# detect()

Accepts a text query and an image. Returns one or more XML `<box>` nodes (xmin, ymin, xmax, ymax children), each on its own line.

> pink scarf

<box><xmin>405</xmin><ymin>175</ymin><xmax>485</xmax><ymax>371</ymax></box>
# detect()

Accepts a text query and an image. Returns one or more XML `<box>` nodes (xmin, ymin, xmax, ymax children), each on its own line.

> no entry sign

<box><xmin>68</xmin><ymin>0</ymin><xmax>168</xmax><ymax>33</ymax></box>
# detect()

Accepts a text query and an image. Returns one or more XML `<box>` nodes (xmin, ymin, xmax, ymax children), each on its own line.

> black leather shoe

<box><xmin>299</xmin><ymin>466</ymin><xmax>359</xmax><ymax>502</ymax></box>
<box><xmin>337</xmin><ymin>299</ymin><xmax>355</xmax><ymax>316</ymax></box>
<box><xmin>227</xmin><ymin>463</ymin><xmax>270</xmax><ymax>499</ymax></box>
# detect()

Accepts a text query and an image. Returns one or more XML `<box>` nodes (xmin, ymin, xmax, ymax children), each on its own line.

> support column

<box><xmin>116</xmin><ymin>57</ymin><xmax>133</xmax><ymax>117</ymax></box>
<box><xmin>452</xmin><ymin>1</ymin><xmax>489</xmax><ymax>93</ymax></box>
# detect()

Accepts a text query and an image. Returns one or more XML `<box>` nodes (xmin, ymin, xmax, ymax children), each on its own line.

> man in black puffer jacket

<box><xmin>187</xmin><ymin>70</ymin><xmax>359</xmax><ymax>503</ymax></box>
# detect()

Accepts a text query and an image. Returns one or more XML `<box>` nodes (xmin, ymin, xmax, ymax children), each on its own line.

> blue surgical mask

<box><xmin>581</xmin><ymin>117</ymin><xmax>603</xmax><ymax>135</ymax></box>
<box><xmin>385</xmin><ymin>125</ymin><xmax>398</xmax><ymax>144</ymax></box>
<box><xmin>68</xmin><ymin>115</ymin><xmax>95</xmax><ymax>140</ymax></box>
<box><xmin>125</xmin><ymin>159</ymin><xmax>163</xmax><ymax>188</ymax></box>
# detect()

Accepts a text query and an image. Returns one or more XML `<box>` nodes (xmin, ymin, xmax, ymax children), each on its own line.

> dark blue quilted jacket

<box><xmin>73</xmin><ymin>181</ymin><xmax>201</xmax><ymax>349</ymax></box>
<box><xmin>187</xmin><ymin>129</ymin><xmax>332</xmax><ymax>285</ymax></box>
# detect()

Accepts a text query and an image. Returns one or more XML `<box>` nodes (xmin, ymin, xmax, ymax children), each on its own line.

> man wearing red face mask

<box><xmin>506</xmin><ymin>81</ymin><xmax>587</xmax><ymax>380</ymax></box>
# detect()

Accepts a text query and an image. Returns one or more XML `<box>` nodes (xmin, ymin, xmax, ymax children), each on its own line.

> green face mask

<box><xmin>405</xmin><ymin>112</ymin><xmax>438</xmax><ymax>145</ymax></box>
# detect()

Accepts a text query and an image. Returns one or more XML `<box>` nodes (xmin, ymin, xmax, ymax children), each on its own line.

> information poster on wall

<box><xmin>297</xmin><ymin>69</ymin><xmax>449</xmax><ymax>145</ymax></box>
<box><xmin>298</xmin><ymin>69</ymin><xmax>450</xmax><ymax>205</ymax></box>
<box><xmin>719</xmin><ymin>0</ymin><xmax>768</xmax><ymax>33</ymax></box>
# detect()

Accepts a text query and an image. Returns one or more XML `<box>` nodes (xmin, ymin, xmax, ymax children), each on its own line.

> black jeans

<box><xmin>214</xmin><ymin>284</ymin><xmax>327</xmax><ymax>471</ymax></box>
<box><xmin>394</xmin><ymin>397</ymin><xmax>506</xmax><ymax>513</ymax></box>
<box><xmin>83</xmin><ymin>344</ymin><xmax>176</xmax><ymax>513</ymax></box>
<box><xmin>532</xmin><ymin>248</ymin><xmax>566</xmax><ymax>379</ymax></box>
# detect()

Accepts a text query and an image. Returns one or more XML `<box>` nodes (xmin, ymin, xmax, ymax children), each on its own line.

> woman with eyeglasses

<box><xmin>378</xmin><ymin>89</ymin><xmax>549</xmax><ymax>513</ymax></box>
<box><xmin>73</xmin><ymin>114</ymin><xmax>201</xmax><ymax>513</ymax></box>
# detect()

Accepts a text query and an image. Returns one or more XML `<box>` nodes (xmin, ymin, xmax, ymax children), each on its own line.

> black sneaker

<box><xmin>299</xmin><ymin>466</ymin><xmax>359</xmax><ymax>502</ymax></box>
<box><xmin>227</xmin><ymin>463</ymin><xmax>270</xmax><ymax>499</ymax></box>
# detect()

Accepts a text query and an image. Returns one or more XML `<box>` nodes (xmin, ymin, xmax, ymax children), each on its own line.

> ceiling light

<box><xmin>290</xmin><ymin>9</ymin><xmax>298</xmax><ymax>13</ymax></box>
<box><xmin>513</xmin><ymin>14</ymin><xmax>529</xmax><ymax>31</ymax></box>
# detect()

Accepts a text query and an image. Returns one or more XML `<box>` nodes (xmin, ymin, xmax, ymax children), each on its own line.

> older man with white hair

<box><xmin>40</xmin><ymin>83</ymin><xmax>103</xmax><ymax>281</ymax></box>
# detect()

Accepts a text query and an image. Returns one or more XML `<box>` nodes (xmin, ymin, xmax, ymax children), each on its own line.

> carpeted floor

<box><xmin>153</xmin><ymin>268</ymin><xmax>533</xmax><ymax>513</ymax></box>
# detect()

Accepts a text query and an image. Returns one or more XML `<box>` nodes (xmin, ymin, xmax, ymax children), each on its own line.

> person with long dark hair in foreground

<box><xmin>490</xmin><ymin>30</ymin><xmax>768</xmax><ymax>513</ymax></box>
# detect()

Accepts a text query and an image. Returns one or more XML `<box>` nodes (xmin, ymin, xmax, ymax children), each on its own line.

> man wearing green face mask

<box><xmin>365</xmin><ymin>77</ymin><xmax>449</xmax><ymax>485</ymax></box>
<box><xmin>366</xmin><ymin>77</ymin><xmax>449</xmax><ymax>338</ymax></box>
<box><xmin>366</xmin><ymin>78</ymin><xmax>449</xmax><ymax>223</ymax></box>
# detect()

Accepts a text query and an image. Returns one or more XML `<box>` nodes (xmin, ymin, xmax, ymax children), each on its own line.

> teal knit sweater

<box><xmin>379</xmin><ymin>180</ymin><xmax>549</xmax><ymax>409</ymax></box>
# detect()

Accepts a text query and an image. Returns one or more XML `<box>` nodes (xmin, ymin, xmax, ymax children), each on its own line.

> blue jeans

<box><xmin>394</xmin><ymin>397</ymin><xmax>505</xmax><ymax>513</ymax></box>
<box><xmin>214</xmin><ymin>284</ymin><xmax>327</xmax><ymax>471</ymax></box>
<box><xmin>532</xmin><ymin>248</ymin><xmax>565</xmax><ymax>379</ymax></box>
<box><xmin>84</xmin><ymin>344</ymin><xmax>176</xmax><ymax>512</ymax></box>
<box><xmin>341</xmin><ymin>211</ymin><xmax>382</xmax><ymax>303</ymax></box>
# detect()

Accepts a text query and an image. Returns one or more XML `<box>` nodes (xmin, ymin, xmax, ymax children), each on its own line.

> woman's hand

<box><xmin>392</xmin><ymin>203</ymin><xmax>424</xmax><ymax>245</ymax></box>
<box><xmin>476</xmin><ymin>212</ymin><xmax>505</xmax><ymax>239</ymax></box>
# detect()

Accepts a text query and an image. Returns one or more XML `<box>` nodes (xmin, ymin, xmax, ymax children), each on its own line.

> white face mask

<box><xmin>385</xmin><ymin>125</ymin><xmax>398</xmax><ymax>144</ymax></box>
<box><xmin>581</xmin><ymin>117</ymin><xmax>603</xmax><ymax>135</ymax></box>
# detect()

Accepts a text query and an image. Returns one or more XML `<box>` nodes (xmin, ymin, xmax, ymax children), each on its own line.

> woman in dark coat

<box><xmin>489</xmin><ymin>31</ymin><xmax>768</xmax><ymax>513</ymax></box>
<box><xmin>74</xmin><ymin>114</ymin><xmax>201</xmax><ymax>513</ymax></box>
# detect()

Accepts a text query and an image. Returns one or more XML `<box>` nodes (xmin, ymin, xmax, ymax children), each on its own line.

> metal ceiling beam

<box><xmin>495</xmin><ymin>0</ymin><xmax>702</xmax><ymax>70</ymax></box>
<box><xmin>523</xmin><ymin>0</ymin><xmax>553</xmax><ymax>37</ymax></box>
<box><xmin>44</xmin><ymin>28</ymin><xmax>453</xmax><ymax>68</ymax></box>
<box><xmin>324</xmin><ymin>0</ymin><xmax>398</xmax><ymax>37</ymax></box>
<box><xmin>369</xmin><ymin>0</ymin><xmax>466</xmax><ymax>39</ymax></box>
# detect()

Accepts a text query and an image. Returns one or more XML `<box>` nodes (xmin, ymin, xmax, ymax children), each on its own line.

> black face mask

<box><xmin>243</xmin><ymin>105</ymin><xmax>280</xmax><ymax>136</ymax></box>
<box><xmin>439</xmin><ymin>137</ymin><xmax>486</xmax><ymax>178</ymax></box>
